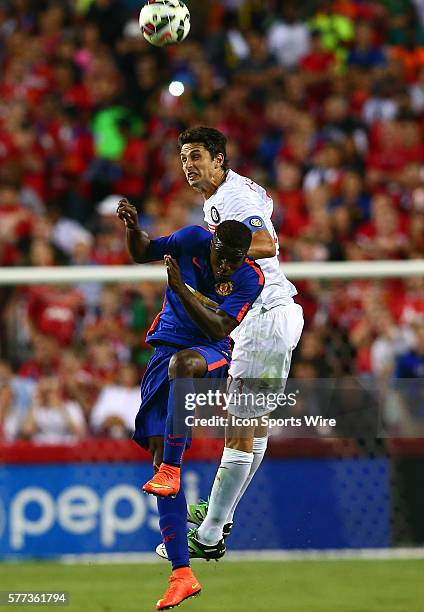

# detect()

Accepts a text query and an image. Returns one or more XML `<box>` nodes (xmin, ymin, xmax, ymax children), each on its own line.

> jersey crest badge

<box><xmin>215</xmin><ymin>281</ymin><xmax>234</xmax><ymax>296</ymax></box>
<box><xmin>211</xmin><ymin>206</ymin><xmax>220</xmax><ymax>223</ymax></box>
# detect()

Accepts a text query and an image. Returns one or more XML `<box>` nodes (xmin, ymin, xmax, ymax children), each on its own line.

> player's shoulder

<box><xmin>220</xmin><ymin>171</ymin><xmax>268</xmax><ymax>206</ymax></box>
<box><xmin>222</xmin><ymin>170</ymin><xmax>255</xmax><ymax>193</ymax></box>
<box><xmin>234</xmin><ymin>257</ymin><xmax>265</xmax><ymax>287</ymax></box>
<box><xmin>172</xmin><ymin>225</ymin><xmax>211</xmax><ymax>249</ymax></box>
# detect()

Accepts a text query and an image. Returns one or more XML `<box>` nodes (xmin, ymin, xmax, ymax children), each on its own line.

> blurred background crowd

<box><xmin>0</xmin><ymin>0</ymin><xmax>423</xmax><ymax>443</ymax></box>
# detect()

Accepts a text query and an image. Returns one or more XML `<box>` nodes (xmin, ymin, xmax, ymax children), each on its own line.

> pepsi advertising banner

<box><xmin>0</xmin><ymin>459</ymin><xmax>390</xmax><ymax>558</ymax></box>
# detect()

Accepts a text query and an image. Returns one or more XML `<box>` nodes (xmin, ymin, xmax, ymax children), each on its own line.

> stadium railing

<box><xmin>0</xmin><ymin>260</ymin><xmax>423</xmax><ymax>285</ymax></box>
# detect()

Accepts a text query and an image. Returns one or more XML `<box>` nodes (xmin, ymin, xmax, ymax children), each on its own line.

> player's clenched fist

<box><xmin>117</xmin><ymin>198</ymin><xmax>139</xmax><ymax>230</ymax></box>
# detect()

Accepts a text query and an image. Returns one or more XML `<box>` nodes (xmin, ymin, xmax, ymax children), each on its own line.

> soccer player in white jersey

<box><xmin>178</xmin><ymin>127</ymin><xmax>304</xmax><ymax>557</ymax></box>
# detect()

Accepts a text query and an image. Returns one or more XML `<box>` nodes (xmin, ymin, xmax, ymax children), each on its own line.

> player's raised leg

<box><xmin>186</xmin><ymin>426</ymin><xmax>268</xmax><ymax>558</ymax></box>
<box><xmin>143</xmin><ymin>349</ymin><xmax>205</xmax><ymax>498</ymax></box>
<box><xmin>195</xmin><ymin>420</ymin><xmax>255</xmax><ymax>546</ymax></box>
<box><xmin>225</xmin><ymin>428</ymin><xmax>269</xmax><ymax>525</ymax></box>
<box><xmin>195</xmin><ymin>301</ymin><xmax>304</xmax><ymax>548</ymax></box>
<box><xmin>143</xmin><ymin>349</ymin><xmax>207</xmax><ymax>609</ymax></box>
<box><xmin>146</xmin><ymin>435</ymin><xmax>201</xmax><ymax>610</ymax></box>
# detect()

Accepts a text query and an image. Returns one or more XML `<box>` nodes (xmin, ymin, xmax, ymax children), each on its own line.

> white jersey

<box><xmin>203</xmin><ymin>169</ymin><xmax>297</xmax><ymax>308</ymax></box>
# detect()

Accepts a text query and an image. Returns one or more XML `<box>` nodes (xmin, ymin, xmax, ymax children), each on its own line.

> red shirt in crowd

<box><xmin>27</xmin><ymin>286</ymin><xmax>85</xmax><ymax>345</ymax></box>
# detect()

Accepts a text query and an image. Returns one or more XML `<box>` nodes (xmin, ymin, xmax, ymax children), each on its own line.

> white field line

<box><xmin>55</xmin><ymin>548</ymin><xmax>424</xmax><ymax>565</ymax></box>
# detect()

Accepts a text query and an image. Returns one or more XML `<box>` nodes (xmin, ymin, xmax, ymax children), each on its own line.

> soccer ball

<box><xmin>139</xmin><ymin>0</ymin><xmax>191</xmax><ymax>47</ymax></box>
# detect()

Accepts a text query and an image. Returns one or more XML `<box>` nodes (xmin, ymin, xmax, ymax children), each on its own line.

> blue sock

<box><xmin>163</xmin><ymin>379</ymin><xmax>191</xmax><ymax>467</ymax></box>
<box><xmin>157</xmin><ymin>486</ymin><xmax>189</xmax><ymax>570</ymax></box>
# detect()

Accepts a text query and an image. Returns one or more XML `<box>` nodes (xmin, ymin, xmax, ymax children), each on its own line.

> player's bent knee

<box><xmin>168</xmin><ymin>349</ymin><xmax>207</xmax><ymax>379</ymax></box>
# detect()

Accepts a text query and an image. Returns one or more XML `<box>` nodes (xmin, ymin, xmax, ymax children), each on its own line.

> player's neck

<box><xmin>201</xmin><ymin>169</ymin><xmax>227</xmax><ymax>199</ymax></box>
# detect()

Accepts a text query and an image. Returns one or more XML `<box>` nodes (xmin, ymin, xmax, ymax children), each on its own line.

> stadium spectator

<box><xmin>267</xmin><ymin>4</ymin><xmax>310</xmax><ymax>69</ymax></box>
<box><xmin>347</xmin><ymin>19</ymin><xmax>387</xmax><ymax>70</ymax></box>
<box><xmin>21</xmin><ymin>376</ymin><xmax>86</xmax><ymax>443</ymax></box>
<box><xmin>329</xmin><ymin>170</ymin><xmax>371</xmax><ymax>223</ymax></box>
<box><xmin>18</xmin><ymin>334</ymin><xmax>62</xmax><ymax>380</ymax></box>
<box><xmin>308</xmin><ymin>0</ymin><xmax>354</xmax><ymax>65</ymax></box>
<box><xmin>0</xmin><ymin>360</ymin><xmax>35</xmax><ymax>440</ymax></box>
<box><xmin>370</xmin><ymin>311</ymin><xmax>414</xmax><ymax>378</ymax></box>
<box><xmin>82</xmin><ymin>284</ymin><xmax>133</xmax><ymax>361</ymax></box>
<box><xmin>395</xmin><ymin>318</ymin><xmax>424</xmax><ymax>428</ymax></box>
<box><xmin>86</xmin><ymin>0</ymin><xmax>129</xmax><ymax>46</ymax></box>
<box><xmin>0</xmin><ymin>376</ymin><xmax>17</xmax><ymax>441</ymax></box>
<box><xmin>92</xmin><ymin>195</ymin><xmax>132</xmax><ymax>265</ymax></box>
<box><xmin>83</xmin><ymin>336</ymin><xmax>120</xmax><ymax>391</ymax></box>
<box><xmin>26</xmin><ymin>284</ymin><xmax>85</xmax><ymax>345</ymax></box>
<box><xmin>0</xmin><ymin>180</ymin><xmax>34</xmax><ymax>265</ymax></box>
<box><xmin>90</xmin><ymin>362</ymin><xmax>140</xmax><ymax>437</ymax></box>
<box><xmin>396</xmin><ymin>318</ymin><xmax>424</xmax><ymax>378</ymax></box>
<box><xmin>299</xmin><ymin>29</ymin><xmax>337</xmax><ymax>98</ymax></box>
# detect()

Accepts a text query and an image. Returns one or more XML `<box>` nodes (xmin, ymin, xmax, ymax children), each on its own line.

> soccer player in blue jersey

<box><xmin>117</xmin><ymin>198</ymin><xmax>264</xmax><ymax>611</ymax></box>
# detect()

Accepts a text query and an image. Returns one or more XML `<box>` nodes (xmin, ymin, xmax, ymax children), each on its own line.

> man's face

<box><xmin>210</xmin><ymin>237</ymin><xmax>246</xmax><ymax>282</ymax></box>
<box><xmin>180</xmin><ymin>143</ymin><xmax>223</xmax><ymax>190</ymax></box>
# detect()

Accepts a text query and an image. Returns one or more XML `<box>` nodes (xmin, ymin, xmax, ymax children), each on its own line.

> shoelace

<box><xmin>156</xmin><ymin>465</ymin><xmax>177</xmax><ymax>483</ymax></box>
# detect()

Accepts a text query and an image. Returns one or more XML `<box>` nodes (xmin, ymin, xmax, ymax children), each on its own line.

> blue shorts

<box><xmin>133</xmin><ymin>344</ymin><xmax>230</xmax><ymax>450</ymax></box>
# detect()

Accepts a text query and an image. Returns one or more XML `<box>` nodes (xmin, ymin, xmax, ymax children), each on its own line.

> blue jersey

<box><xmin>144</xmin><ymin>225</ymin><xmax>264</xmax><ymax>353</ymax></box>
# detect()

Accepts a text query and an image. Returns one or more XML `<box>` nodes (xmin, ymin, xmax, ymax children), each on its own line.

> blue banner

<box><xmin>0</xmin><ymin>459</ymin><xmax>389</xmax><ymax>558</ymax></box>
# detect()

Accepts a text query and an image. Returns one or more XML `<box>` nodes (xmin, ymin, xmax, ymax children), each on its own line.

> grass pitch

<box><xmin>1</xmin><ymin>559</ymin><xmax>423</xmax><ymax>612</ymax></box>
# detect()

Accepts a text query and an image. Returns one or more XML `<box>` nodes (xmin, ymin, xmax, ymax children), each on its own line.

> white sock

<box><xmin>197</xmin><ymin>447</ymin><xmax>253</xmax><ymax>545</ymax></box>
<box><xmin>226</xmin><ymin>437</ymin><xmax>268</xmax><ymax>524</ymax></box>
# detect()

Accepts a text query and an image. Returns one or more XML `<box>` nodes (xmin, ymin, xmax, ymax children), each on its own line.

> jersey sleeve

<box><xmin>218</xmin><ymin>260</ymin><xmax>264</xmax><ymax>323</ymax></box>
<box><xmin>145</xmin><ymin>233</ymin><xmax>180</xmax><ymax>262</ymax></box>
<box><xmin>242</xmin><ymin>215</ymin><xmax>266</xmax><ymax>232</ymax></box>
<box><xmin>221</xmin><ymin>191</ymin><xmax>268</xmax><ymax>233</ymax></box>
<box><xmin>145</xmin><ymin>226</ymin><xmax>209</xmax><ymax>262</ymax></box>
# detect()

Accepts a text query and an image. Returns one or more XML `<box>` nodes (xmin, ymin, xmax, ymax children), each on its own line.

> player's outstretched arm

<box><xmin>165</xmin><ymin>255</ymin><xmax>237</xmax><ymax>340</ymax></box>
<box><xmin>247</xmin><ymin>229</ymin><xmax>276</xmax><ymax>259</ymax></box>
<box><xmin>116</xmin><ymin>198</ymin><xmax>151</xmax><ymax>263</ymax></box>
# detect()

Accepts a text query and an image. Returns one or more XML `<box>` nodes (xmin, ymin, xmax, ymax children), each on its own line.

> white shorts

<box><xmin>227</xmin><ymin>300</ymin><xmax>304</xmax><ymax>418</ymax></box>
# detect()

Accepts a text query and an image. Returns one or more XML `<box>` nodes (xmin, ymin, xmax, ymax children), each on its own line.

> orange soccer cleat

<box><xmin>142</xmin><ymin>463</ymin><xmax>181</xmax><ymax>498</ymax></box>
<box><xmin>156</xmin><ymin>567</ymin><xmax>201</xmax><ymax>610</ymax></box>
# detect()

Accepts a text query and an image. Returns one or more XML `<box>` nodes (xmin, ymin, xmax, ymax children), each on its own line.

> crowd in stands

<box><xmin>0</xmin><ymin>0</ymin><xmax>423</xmax><ymax>442</ymax></box>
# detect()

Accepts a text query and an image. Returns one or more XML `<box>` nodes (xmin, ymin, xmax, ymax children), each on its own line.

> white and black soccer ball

<box><xmin>139</xmin><ymin>0</ymin><xmax>190</xmax><ymax>47</ymax></box>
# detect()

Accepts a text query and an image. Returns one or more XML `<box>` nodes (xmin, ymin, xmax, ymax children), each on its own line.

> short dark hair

<box><xmin>215</xmin><ymin>220</ymin><xmax>251</xmax><ymax>253</ymax></box>
<box><xmin>178</xmin><ymin>127</ymin><xmax>229</xmax><ymax>171</ymax></box>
